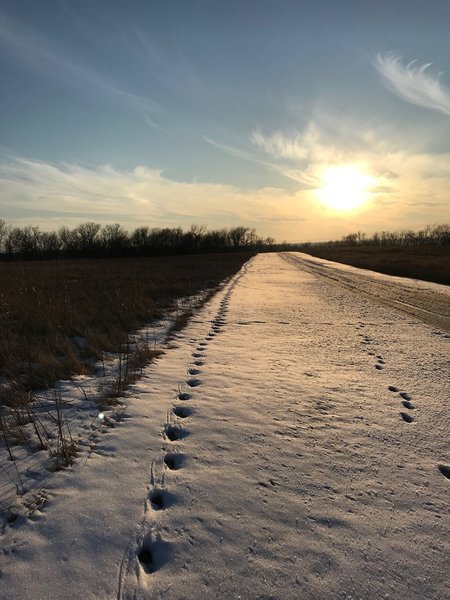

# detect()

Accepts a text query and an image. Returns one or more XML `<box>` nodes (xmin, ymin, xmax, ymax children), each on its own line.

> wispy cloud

<box><xmin>0</xmin><ymin>157</ymin><xmax>309</xmax><ymax>239</ymax></box>
<box><xmin>132</xmin><ymin>25</ymin><xmax>215</xmax><ymax>107</ymax></box>
<box><xmin>249</xmin><ymin>122</ymin><xmax>366</xmax><ymax>186</ymax></box>
<box><xmin>2</xmin><ymin>140</ymin><xmax>449</xmax><ymax>242</ymax></box>
<box><xmin>251</xmin><ymin>129</ymin><xmax>309</xmax><ymax>161</ymax></box>
<box><xmin>374</xmin><ymin>53</ymin><xmax>450</xmax><ymax>116</ymax></box>
<box><xmin>0</xmin><ymin>11</ymin><xmax>160</xmax><ymax>113</ymax></box>
<box><xmin>203</xmin><ymin>137</ymin><xmax>277</xmax><ymax>169</ymax></box>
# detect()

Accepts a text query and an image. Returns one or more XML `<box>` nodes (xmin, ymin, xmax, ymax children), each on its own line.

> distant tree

<box><xmin>73</xmin><ymin>222</ymin><xmax>101</xmax><ymax>254</ymax></box>
<box><xmin>100</xmin><ymin>224</ymin><xmax>129</xmax><ymax>255</ymax></box>
<box><xmin>229</xmin><ymin>226</ymin><xmax>252</xmax><ymax>248</ymax></box>
<box><xmin>342</xmin><ymin>233</ymin><xmax>359</xmax><ymax>246</ymax></box>
<box><xmin>0</xmin><ymin>219</ymin><xmax>8</xmax><ymax>253</ymax></box>
<box><xmin>40</xmin><ymin>231</ymin><xmax>60</xmax><ymax>256</ymax></box>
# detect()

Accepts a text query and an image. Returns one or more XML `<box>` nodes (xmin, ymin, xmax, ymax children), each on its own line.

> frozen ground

<box><xmin>0</xmin><ymin>252</ymin><xmax>449</xmax><ymax>600</ymax></box>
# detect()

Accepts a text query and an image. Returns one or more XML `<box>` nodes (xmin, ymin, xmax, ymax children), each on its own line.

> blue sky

<box><xmin>1</xmin><ymin>0</ymin><xmax>449</xmax><ymax>241</ymax></box>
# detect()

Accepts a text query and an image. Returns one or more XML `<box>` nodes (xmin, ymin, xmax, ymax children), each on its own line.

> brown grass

<box><xmin>0</xmin><ymin>252</ymin><xmax>254</xmax><ymax>399</ymax></box>
<box><xmin>302</xmin><ymin>245</ymin><xmax>450</xmax><ymax>285</ymax></box>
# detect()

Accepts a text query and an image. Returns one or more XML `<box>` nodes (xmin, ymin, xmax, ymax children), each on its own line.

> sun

<box><xmin>316</xmin><ymin>165</ymin><xmax>374</xmax><ymax>211</ymax></box>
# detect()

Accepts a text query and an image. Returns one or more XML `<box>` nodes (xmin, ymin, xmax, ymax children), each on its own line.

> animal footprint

<box><xmin>187</xmin><ymin>378</ymin><xmax>202</xmax><ymax>388</ymax></box>
<box><xmin>148</xmin><ymin>487</ymin><xmax>165</xmax><ymax>511</ymax></box>
<box><xmin>437</xmin><ymin>464</ymin><xmax>450</xmax><ymax>479</ymax></box>
<box><xmin>402</xmin><ymin>400</ymin><xmax>416</xmax><ymax>410</ymax></box>
<box><xmin>173</xmin><ymin>405</ymin><xmax>193</xmax><ymax>418</ymax></box>
<box><xmin>400</xmin><ymin>412</ymin><xmax>414</xmax><ymax>423</ymax></box>
<box><xmin>164</xmin><ymin>423</ymin><xmax>183</xmax><ymax>441</ymax></box>
<box><xmin>388</xmin><ymin>386</ymin><xmax>398</xmax><ymax>392</ymax></box>
<box><xmin>188</xmin><ymin>368</ymin><xmax>201</xmax><ymax>376</ymax></box>
<box><xmin>399</xmin><ymin>392</ymin><xmax>412</xmax><ymax>401</ymax></box>
<box><xmin>137</xmin><ymin>530</ymin><xmax>171</xmax><ymax>575</ymax></box>
<box><xmin>164</xmin><ymin>452</ymin><xmax>185</xmax><ymax>471</ymax></box>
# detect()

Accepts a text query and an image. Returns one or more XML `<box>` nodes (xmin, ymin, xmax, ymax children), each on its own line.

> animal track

<box><xmin>164</xmin><ymin>423</ymin><xmax>183</xmax><ymax>441</ymax></box>
<box><xmin>437</xmin><ymin>464</ymin><xmax>450</xmax><ymax>479</ymax></box>
<box><xmin>148</xmin><ymin>488</ymin><xmax>165</xmax><ymax>511</ymax></box>
<box><xmin>122</xmin><ymin>275</ymin><xmax>240</xmax><ymax>596</ymax></box>
<box><xmin>173</xmin><ymin>405</ymin><xmax>193</xmax><ymax>418</ymax></box>
<box><xmin>402</xmin><ymin>400</ymin><xmax>416</xmax><ymax>410</ymax></box>
<box><xmin>400</xmin><ymin>412</ymin><xmax>414</xmax><ymax>423</ymax></box>
<box><xmin>187</xmin><ymin>378</ymin><xmax>202</xmax><ymax>387</ymax></box>
<box><xmin>375</xmin><ymin>364</ymin><xmax>383</xmax><ymax>370</ymax></box>
<box><xmin>388</xmin><ymin>386</ymin><xmax>398</xmax><ymax>392</ymax></box>
<box><xmin>137</xmin><ymin>530</ymin><xmax>171</xmax><ymax>574</ymax></box>
<box><xmin>164</xmin><ymin>452</ymin><xmax>185</xmax><ymax>470</ymax></box>
<box><xmin>399</xmin><ymin>392</ymin><xmax>412</xmax><ymax>401</ymax></box>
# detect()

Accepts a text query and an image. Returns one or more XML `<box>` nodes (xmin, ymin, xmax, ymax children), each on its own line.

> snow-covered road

<box><xmin>1</xmin><ymin>252</ymin><xmax>449</xmax><ymax>600</ymax></box>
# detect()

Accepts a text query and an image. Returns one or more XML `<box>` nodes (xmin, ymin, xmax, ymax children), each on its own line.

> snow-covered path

<box><xmin>1</xmin><ymin>253</ymin><xmax>449</xmax><ymax>600</ymax></box>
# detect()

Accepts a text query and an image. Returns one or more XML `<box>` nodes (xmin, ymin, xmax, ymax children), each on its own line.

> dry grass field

<box><xmin>301</xmin><ymin>244</ymin><xmax>450</xmax><ymax>285</ymax></box>
<box><xmin>0</xmin><ymin>252</ymin><xmax>254</xmax><ymax>399</ymax></box>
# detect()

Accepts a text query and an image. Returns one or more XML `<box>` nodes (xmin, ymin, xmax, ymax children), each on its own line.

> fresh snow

<box><xmin>1</xmin><ymin>252</ymin><xmax>449</xmax><ymax>600</ymax></box>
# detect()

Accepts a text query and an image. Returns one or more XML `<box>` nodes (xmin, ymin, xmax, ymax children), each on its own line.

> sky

<box><xmin>1</xmin><ymin>0</ymin><xmax>449</xmax><ymax>242</ymax></box>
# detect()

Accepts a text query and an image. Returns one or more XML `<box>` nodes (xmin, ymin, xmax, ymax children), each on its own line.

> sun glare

<box><xmin>317</xmin><ymin>165</ymin><xmax>374</xmax><ymax>211</ymax></box>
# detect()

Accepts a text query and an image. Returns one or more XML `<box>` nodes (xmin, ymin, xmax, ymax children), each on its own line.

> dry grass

<box><xmin>0</xmin><ymin>252</ymin><xmax>254</xmax><ymax>399</ymax></box>
<box><xmin>302</xmin><ymin>245</ymin><xmax>450</xmax><ymax>285</ymax></box>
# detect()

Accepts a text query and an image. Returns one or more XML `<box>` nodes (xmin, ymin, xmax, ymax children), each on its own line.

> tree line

<box><xmin>0</xmin><ymin>221</ymin><xmax>275</xmax><ymax>260</ymax></box>
<box><xmin>298</xmin><ymin>224</ymin><xmax>450</xmax><ymax>249</ymax></box>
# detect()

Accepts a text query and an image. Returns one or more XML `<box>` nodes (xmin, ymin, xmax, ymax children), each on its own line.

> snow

<box><xmin>1</xmin><ymin>252</ymin><xmax>449</xmax><ymax>600</ymax></box>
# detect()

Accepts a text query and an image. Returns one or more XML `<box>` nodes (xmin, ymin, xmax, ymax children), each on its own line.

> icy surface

<box><xmin>1</xmin><ymin>252</ymin><xmax>449</xmax><ymax>600</ymax></box>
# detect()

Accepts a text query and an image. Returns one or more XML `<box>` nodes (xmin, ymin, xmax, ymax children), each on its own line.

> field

<box><xmin>0</xmin><ymin>252</ymin><xmax>254</xmax><ymax>398</ymax></box>
<box><xmin>299</xmin><ymin>244</ymin><xmax>450</xmax><ymax>285</ymax></box>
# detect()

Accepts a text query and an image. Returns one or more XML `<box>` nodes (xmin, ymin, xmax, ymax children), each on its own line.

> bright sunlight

<box><xmin>316</xmin><ymin>165</ymin><xmax>374</xmax><ymax>211</ymax></box>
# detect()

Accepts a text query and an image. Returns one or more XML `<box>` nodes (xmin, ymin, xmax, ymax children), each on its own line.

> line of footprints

<box><xmin>136</xmin><ymin>288</ymin><xmax>233</xmax><ymax>575</ymax></box>
<box><xmin>387</xmin><ymin>385</ymin><xmax>416</xmax><ymax>423</ymax></box>
<box><xmin>356</xmin><ymin>322</ymin><xmax>450</xmax><ymax>481</ymax></box>
<box><xmin>356</xmin><ymin>323</ymin><xmax>416</xmax><ymax>423</ymax></box>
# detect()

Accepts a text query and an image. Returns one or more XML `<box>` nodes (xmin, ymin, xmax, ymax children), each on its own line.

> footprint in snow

<box><xmin>148</xmin><ymin>488</ymin><xmax>166</xmax><ymax>511</ymax></box>
<box><xmin>178</xmin><ymin>391</ymin><xmax>191</xmax><ymax>401</ymax></box>
<box><xmin>188</xmin><ymin>368</ymin><xmax>201</xmax><ymax>375</ymax></box>
<box><xmin>437</xmin><ymin>464</ymin><xmax>450</xmax><ymax>479</ymax></box>
<box><xmin>164</xmin><ymin>452</ymin><xmax>185</xmax><ymax>471</ymax></box>
<box><xmin>187</xmin><ymin>378</ymin><xmax>202</xmax><ymax>387</ymax></box>
<box><xmin>164</xmin><ymin>423</ymin><xmax>183</xmax><ymax>441</ymax></box>
<box><xmin>402</xmin><ymin>400</ymin><xmax>416</xmax><ymax>410</ymax></box>
<box><xmin>400</xmin><ymin>412</ymin><xmax>414</xmax><ymax>423</ymax></box>
<box><xmin>137</xmin><ymin>531</ymin><xmax>171</xmax><ymax>574</ymax></box>
<box><xmin>173</xmin><ymin>405</ymin><xmax>193</xmax><ymax>418</ymax></box>
<box><xmin>193</xmin><ymin>360</ymin><xmax>205</xmax><ymax>366</ymax></box>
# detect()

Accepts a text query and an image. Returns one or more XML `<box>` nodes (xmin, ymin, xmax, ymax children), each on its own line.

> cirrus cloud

<box><xmin>0</xmin><ymin>157</ymin><xmax>308</xmax><ymax>240</ymax></box>
<box><xmin>374</xmin><ymin>53</ymin><xmax>450</xmax><ymax>116</ymax></box>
